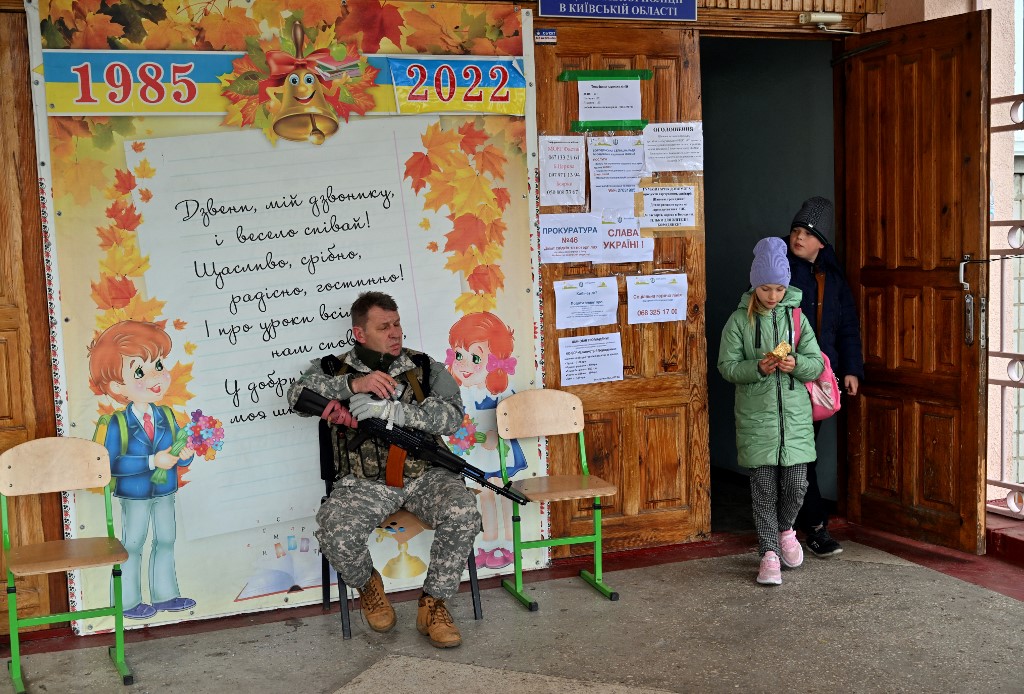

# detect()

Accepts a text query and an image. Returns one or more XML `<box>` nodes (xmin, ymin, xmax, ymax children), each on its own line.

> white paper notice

<box><xmin>554</xmin><ymin>277</ymin><xmax>619</xmax><ymax>329</ymax></box>
<box><xmin>643</xmin><ymin>122</ymin><xmax>704</xmax><ymax>172</ymax></box>
<box><xmin>594</xmin><ymin>216</ymin><xmax>653</xmax><ymax>263</ymax></box>
<box><xmin>539</xmin><ymin>213</ymin><xmax>602</xmax><ymax>263</ymax></box>
<box><xmin>124</xmin><ymin>119</ymin><xmax>459</xmax><ymax>540</ymax></box>
<box><xmin>577</xmin><ymin>80</ymin><xmax>641</xmax><ymax>123</ymax></box>
<box><xmin>588</xmin><ymin>136</ymin><xmax>645</xmax><ymax>215</ymax></box>
<box><xmin>559</xmin><ymin>333</ymin><xmax>624</xmax><ymax>387</ymax></box>
<box><xmin>641</xmin><ymin>185</ymin><xmax>695</xmax><ymax>228</ymax></box>
<box><xmin>627</xmin><ymin>274</ymin><xmax>688</xmax><ymax>324</ymax></box>
<box><xmin>539</xmin><ymin>136</ymin><xmax>586</xmax><ymax>206</ymax></box>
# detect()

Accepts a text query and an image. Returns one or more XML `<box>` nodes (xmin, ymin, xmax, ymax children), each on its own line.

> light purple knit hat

<box><xmin>749</xmin><ymin>237</ymin><xmax>791</xmax><ymax>288</ymax></box>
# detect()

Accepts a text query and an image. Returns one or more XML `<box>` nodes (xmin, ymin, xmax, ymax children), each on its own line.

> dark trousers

<box><xmin>795</xmin><ymin>420</ymin><xmax>828</xmax><ymax>533</ymax></box>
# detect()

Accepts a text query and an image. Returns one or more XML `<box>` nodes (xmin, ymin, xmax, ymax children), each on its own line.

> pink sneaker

<box><xmin>485</xmin><ymin>547</ymin><xmax>514</xmax><ymax>569</ymax></box>
<box><xmin>474</xmin><ymin>548</ymin><xmax>490</xmax><ymax>569</ymax></box>
<box><xmin>757</xmin><ymin>551</ymin><xmax>782</xmax><ymax>585</ymax></box>
<box><xmin>778</xmin><ymin>529</ymin><xmax>804</xmax><ymax>568</ymax></box>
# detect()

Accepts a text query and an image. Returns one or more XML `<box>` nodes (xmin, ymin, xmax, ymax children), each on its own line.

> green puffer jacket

<box><xmin>717</xmin><ymin>287</ymin><xmax>824</xmax><ymax>469</ymax></box>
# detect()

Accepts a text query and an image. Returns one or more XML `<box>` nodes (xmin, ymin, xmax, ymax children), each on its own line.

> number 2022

<box><xmin>405</xmin><ymin>63</ymin><xmax>511</xmax><ymax>104</ymax></box>
<box><xmin>70</xmin><ymin>61</ymin><xmax>198</xmax><ymax>106</ymax></box>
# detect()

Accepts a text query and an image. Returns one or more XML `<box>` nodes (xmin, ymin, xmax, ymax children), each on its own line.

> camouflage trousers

<box><xmin>315</xmin><ymin>467</ymin><xmax>482</xmax><ymax>600</ymax></box>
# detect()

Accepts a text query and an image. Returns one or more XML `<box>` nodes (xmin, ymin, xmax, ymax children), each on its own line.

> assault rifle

<box><xmin>294</xmin><ymin>387</ymin><xmax>531</xmax><ymax>505</ymax></box>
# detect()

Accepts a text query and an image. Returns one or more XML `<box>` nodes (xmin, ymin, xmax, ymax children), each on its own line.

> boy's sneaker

<box><xmin>806</xmin><ymin>525</ymin><xmax>843</xmax><ymax>557</ymax></box>
<box><xmin>778</xmin><ymin>529</ymin><xmax>804</xmax><ymax>568</ymax></box>
<box><xmin>756</xmin><ymin>551</ymin><xmax>782</xmax><ymax>585</ymax></box>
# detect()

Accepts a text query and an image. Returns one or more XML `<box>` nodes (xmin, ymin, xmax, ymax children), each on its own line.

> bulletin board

<box><xmin>23</xmin><ymin>0</ymin><xmax>544</xmax><ymax>632</ymax></box>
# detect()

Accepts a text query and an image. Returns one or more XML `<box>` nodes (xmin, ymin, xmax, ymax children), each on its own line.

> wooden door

<box><xmin>842</xmin><ymin>11</ymin><xmax>989</xmax><ymax>553</ymax></box>
<box><xmin>534</xmin><ymin>24</ymin><xmax>709</xmax><ymax>554</ymax></box>
<box><xmin>0</xmin><ymin>12</ymin><xmax>65</xmax><ymax>629</ymax></box>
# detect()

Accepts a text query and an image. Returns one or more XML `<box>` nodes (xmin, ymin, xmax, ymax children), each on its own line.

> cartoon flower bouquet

<box><xmin>151</xmin><ymin>409</ymin><xmax>224</xmax><ymax>484</ymax></box>
<box><xmin>447</xmin><ymin>413</ymin><xmax>487</xmax><ymax>455</ymax></box>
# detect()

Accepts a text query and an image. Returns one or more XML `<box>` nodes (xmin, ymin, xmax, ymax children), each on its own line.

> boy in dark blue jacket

<box><xmin>786</xmin><ymin>196</ymin><xmax>865</xmax><ymax>557</ymax></box>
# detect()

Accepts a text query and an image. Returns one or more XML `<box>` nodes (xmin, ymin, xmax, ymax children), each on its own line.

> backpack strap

<box><xmin>815</xmin><ymin>269</ymin><xmax>826</xmax><ymax>330</ymax></box>
<box><xmin>406</xmin><ymin>352</ymin><xmax>431</xmax><ymax>404</ymax></box>
<box><xmin>160</xmin><ymin>405</ymin><xmax>178</xmax><ymax>436</ymax></box>
<box><xmin>793</xmin><ymin>307</ymin><xmax>802</xmax><ymax>346</ymax></box>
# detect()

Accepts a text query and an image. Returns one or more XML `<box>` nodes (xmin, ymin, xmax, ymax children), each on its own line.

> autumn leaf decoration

<box><xmin>90</xmin><ymin>146</ymin><xmax>195</xmax><ymax>411</ymax></box>
<box><xmin>405</xmin><ymin>118</ymin><xmax>523</xmax><ymax>314</ymax></box>
<box><xmin>219</xmin><ymin>20</ymin><xmax>378</xmax><ymax>142</ymax></box>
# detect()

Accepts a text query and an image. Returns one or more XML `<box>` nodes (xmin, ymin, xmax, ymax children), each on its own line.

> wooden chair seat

<box><xmin>8</xmin><ymin>537</ymin><xmax>128</xmax><ymax>577</ymax></box>
<box><xmin>512</xmin><ymin>475</ymin><xmax>617</xmax><ymax>502</ymax></box>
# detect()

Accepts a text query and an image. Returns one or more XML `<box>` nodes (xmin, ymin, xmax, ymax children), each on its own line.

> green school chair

<box><xmin>496</xmin><ymin>389</ymin><xmax>618</xmax><ymax>611</ymax></box>
<box><xmin>0</xmin><ymin>437</ymin><xmax>131</xmax><ymax>693</ymax></box>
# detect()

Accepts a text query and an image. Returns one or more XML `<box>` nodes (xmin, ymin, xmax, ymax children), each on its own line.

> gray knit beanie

<box><xmin>750</xmin><ymin>237</ymin><xmax>791</xmax><ymax>288</ymax></box>
<box><xmin>791</xmin><ymin>196</ymin><xmax>834</xmax><ymax>245</ymax></box>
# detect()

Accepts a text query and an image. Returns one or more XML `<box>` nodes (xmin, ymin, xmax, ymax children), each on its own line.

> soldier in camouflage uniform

<box><xmin>287</xmin><ymin>291</ymin><xmax>480</xmax><ymax>648</ymax></box>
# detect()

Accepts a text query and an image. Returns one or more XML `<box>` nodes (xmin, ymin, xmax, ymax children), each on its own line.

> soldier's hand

<box><xmin>350</xmin><ymin>371</ymin><xmax>398</xmax><ymax>399</ymax></box>
<box><xmin>322</xmin><ymin>400</ymin><xmax>358</xmax><ymax>427</ymax></box>
<box><xmin>349</xmin><ymin>393</ymin><xmax>392</xmax><ymax>422</ymax></box>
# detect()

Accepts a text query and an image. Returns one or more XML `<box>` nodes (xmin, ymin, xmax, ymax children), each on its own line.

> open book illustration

<box><xmin>235</xmin><ymin>537</ymin><xmax>337</xmax><ymax>601</ymax></box>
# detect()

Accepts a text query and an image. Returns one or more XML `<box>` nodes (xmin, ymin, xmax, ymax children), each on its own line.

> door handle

<box><xmin>960</xmin><ymin>254</ymin><xmax>974</xmax><ymax>346</ymax></box>
<box><xmin>964</xmin><ymin>293</ymin><xmax>974</xmax><ymax>346</ymax></box>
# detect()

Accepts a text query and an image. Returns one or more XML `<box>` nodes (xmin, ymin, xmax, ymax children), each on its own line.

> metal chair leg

<box><xmin>467</xmin><ymin>551</ymin><xmax>482</xmax><ymax>620</ymax></box>
<box><xmin>321</xmin><ymin>555</ymin><xmax>332</xmax><ymax>611</ymax></box>
<box><xmin>338</xmin><ymin>577</ymin><xmax>352</xmax><ymax>639</ymax></box>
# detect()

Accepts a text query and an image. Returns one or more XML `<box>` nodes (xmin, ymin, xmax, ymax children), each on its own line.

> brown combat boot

<box><xmin>416</xmin><ymin>594</ymin><xmax>462</xmax><ymax>648</ymax></box>
<box><xmin>357</xmin><ymin>569</ymin><xmax>395</xmax><ymax>633</ymax></box>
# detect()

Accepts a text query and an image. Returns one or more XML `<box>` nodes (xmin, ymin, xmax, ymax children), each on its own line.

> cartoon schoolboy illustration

<box><xmin>445</xmin><ymin>312</ymin><xmax>524</xmax><ymax>570</ymax></box>
<box><xmin>88</xmin><ymin>320</ymin><xmax>196</xmax><ymax>620</ymax></box>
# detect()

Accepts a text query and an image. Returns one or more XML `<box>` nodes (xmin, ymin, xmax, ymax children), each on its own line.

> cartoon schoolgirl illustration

<box><xmin>88</xmin><ymin>320</ymin><xmax>196</xmax><ymax>619</ymax></box>
<box><xmin>445</xmin><ymin>311</ymin><xmax>524</xmax><ymax>569</ymax></box>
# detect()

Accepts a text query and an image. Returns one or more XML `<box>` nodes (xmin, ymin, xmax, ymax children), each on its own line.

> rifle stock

<box><xmin>293</xmin><ymin>387</ymin><xmax>530</xmax><ymax>505</ymax></box>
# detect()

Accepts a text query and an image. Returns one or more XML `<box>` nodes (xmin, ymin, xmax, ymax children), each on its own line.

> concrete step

<box><xmin>986</xmin><ymin>512</ymin><xmax>1024</xmax><ymax>568</ymax></box>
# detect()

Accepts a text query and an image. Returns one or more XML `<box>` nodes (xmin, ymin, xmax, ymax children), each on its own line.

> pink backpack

<box><xmin>793</xmin><ymin>308</ymin><xmax>842</xmax><ymax>421</ymax></box>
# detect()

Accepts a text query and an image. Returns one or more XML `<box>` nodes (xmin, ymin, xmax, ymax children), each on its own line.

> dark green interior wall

<box><xmin>700</xmin><ymin>37</ymin><xmax>838</xmax><ymax>497</ymax></box>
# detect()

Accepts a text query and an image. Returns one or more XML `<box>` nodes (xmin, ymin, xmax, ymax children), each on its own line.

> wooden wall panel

<box><xmin>919</xmin><ymin>405</ymin><xmax>958</xmax><ymax>509</ymax></box>
<box><xmin>580</xmin><ymin>409</ymin><xmax>622</xmax><ymax>518</ymax></box>
<box><xmin>638</xmin><ymin>406</ymin><xmax>686</xmax><ymax>511</ymax></box>
<box><xmin>0</xmin><ymin>11</ymin><xmax>64</xmax><ymax>633</ymax></box>
<box><xmin>897</xmin><ymin>288</ymin><xmax>922</xmax><ymax>369</ymax></box>
<box><xmin>864</xmin><ymin>397</ymin><xmax>900</xmax><ymax>497</ymax></box>
<box><xmin>896</xmin><ymin>55</ymin><xmax>922</xmax><ymax>267</ymax></box>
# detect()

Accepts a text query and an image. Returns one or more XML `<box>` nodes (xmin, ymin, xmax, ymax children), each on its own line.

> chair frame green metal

<box><xmin>497</xmin><ymin>390</ymin><xmax>618</xmax><ymax>611</ymax></box>
<box><xmin>0</xmin><ymin>438</ymin><xmax>131</xmax><ymax>693</ymax></box>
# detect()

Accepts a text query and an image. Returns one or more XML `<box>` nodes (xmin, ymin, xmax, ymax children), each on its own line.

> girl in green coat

<box><xmin>718</xmin><ymin>237</ymin><xmax>824</xmax><ymax>586</ymax></box>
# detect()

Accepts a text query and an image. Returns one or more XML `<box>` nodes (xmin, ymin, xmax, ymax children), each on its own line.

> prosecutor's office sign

<box><xmin>538</xmin><ymin>0</ymin><xmax>696</xmax><ymax>20</ymax></box>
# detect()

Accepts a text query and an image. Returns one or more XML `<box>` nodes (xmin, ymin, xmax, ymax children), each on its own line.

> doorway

<box><xmin>699</xmin><ymin>37</ymin><xmax>838</xmax><ymax>532</ymax></box>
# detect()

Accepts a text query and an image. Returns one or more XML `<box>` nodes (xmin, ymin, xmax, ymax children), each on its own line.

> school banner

<box><xmin>24</xmin><ymin>0</ymin><xmax>542</xmax><ymax>632</ymax></box>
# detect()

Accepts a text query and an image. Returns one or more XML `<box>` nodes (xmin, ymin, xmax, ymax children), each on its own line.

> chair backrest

<box><xmin>496</xmin><ymin>389</ymin><xmax>584</xmax><ymax>439</ymax></box>
<box><xmin>0</xmin><ymin>437</ymin><xmax>111</xmax><ymax>497</ymax></box>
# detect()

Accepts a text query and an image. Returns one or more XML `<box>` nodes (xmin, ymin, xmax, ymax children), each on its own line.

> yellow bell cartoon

<box><xmin>374</xmin><ymin>510</ymin><xmax>429</xmax><ymax>579</ymax></box>
<box><xmin>263</xmin><ymin>22</ymin><xmax>340</xmax><ymax>145</ymax></box>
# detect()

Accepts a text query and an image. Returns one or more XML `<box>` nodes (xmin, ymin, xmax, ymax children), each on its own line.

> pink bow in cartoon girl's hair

<box><xmin>445</xmin><ymin>349</ymin><xmax>457</xmax><ymax>367</ymax></box>
<box><xmin>487</xmin><ymin>354</ymin><xmax>517</xmax><ymax>374</ymax></box>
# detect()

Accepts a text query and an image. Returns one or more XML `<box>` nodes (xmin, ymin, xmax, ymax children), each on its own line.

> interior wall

<box><xmin>700</xmin><ymin>37</ymin><xmax>838</xmax><ymax>498</ymax></box>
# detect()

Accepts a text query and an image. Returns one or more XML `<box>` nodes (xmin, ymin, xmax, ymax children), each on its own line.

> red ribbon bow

<box><xmin>258</xmin><ymin>48</ymin><xmax>340</xmax><ymax>102</ymax></box>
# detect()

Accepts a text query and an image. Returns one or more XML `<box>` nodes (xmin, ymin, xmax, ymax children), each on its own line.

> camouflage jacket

<box><xmin>286</xmin><ymin>347</ymin><xmax>464</xmax><ymax>482</ymax></box>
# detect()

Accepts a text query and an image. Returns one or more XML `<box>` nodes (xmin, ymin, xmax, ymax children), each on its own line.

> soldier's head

<box><xmin>351</xmin><ymin>292</ymin><xmax>402</xmax><ymax>356</ymax></box>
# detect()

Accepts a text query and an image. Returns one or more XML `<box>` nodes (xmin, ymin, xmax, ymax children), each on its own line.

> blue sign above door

<box><xmin>538</xmin><ymin>0</ymin><xmax>696</xmax><ymax>21</ymax></box>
